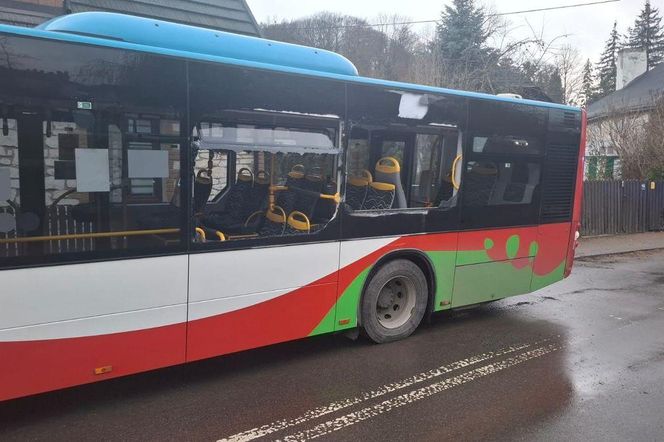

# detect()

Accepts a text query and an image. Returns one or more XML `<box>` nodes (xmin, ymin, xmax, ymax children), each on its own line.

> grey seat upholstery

<box><xmin>374</xmin><ymin>157</ymin><xmax>406</xmax><ymax>208</ymax></box>
<box><xmin>345</xmin><ymin>170</ymin><xmax>372</xmax><ymax>210</ymax></box>
<box><xmin>361</xmin><ymin>182</ymin><xmax>396</xmax><ymax>210</ymax></box>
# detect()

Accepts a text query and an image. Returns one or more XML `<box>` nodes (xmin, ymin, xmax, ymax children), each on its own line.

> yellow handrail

<box><xmin>319</xmin><ymin>192</ymin><xmax>341</xmax><ymax>203</ymax></box>
<box><xmin>451</xmin><ymin>155</ymin><xmax>463</xmax><ymax>190</ymax></box>
<box><xmin>0</xmin><ymin>228</ymin><xmax>180</xmax><ymax>244</ymax></box>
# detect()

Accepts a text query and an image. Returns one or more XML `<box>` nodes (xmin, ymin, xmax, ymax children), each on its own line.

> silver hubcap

<box><xmin>376</xmin><ymin>276</ymin><xmax>416</xmax><ymax>329</ymax></box>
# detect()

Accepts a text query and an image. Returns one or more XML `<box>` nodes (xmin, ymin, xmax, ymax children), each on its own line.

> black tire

<box><xmin>361</xmin><ymin>259</ymin><xmax>428</xmax><ymax>343</ymax></box>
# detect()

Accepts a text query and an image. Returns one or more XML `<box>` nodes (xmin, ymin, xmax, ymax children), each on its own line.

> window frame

<box><xmin>0</xmin><ymin>34</ymin><xmax>190</xmax><ymax>270</ymax></box>
<box><xmin>343</xmin><ymin>121</ymin><xmax>460</xmax><ymax>215</ymax></box>
<box><xmin>458</xmin><ymin>136</ymin><xmax>547</xmax><ymax>229</ymax></box>
<box><xmin>189</xmin><ymin>112</ymin><xmax>344</xmax><ymax>252</ymax></box>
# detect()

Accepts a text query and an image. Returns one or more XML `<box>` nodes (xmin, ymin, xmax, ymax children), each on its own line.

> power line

<box><xmin>270</xmin><ymin>0</ymin><xmax>621</xmax><ymax>30</ymax></box>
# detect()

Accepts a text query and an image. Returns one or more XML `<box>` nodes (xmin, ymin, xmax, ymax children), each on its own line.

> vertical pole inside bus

<box><xmin>16</xmin><ymin>111</ymin><xmax>46</xmax><ymax>256</ymax></box>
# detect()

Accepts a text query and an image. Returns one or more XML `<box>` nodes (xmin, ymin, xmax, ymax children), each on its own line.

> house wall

<box><xmin>586</xmin><ymin>111</ymin><xmax>650</xmax><ymax>179</ymax></box>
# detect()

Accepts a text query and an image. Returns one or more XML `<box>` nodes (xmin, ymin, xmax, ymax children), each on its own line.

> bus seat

<box><xmin>493</xmin><ymin>163</ymin><xmax>540</xmax><ymax>205</ymax></box>
<box><xmin>285</xmin><ymin>211</ymin><xmax>311</xmax><ymax>235</ymax></box>
<box><xmin>201</xmin><ymin>168</ymin><xmax>256</xmax><ymax>231</ymax></box>
<box><xmin>223</xmin><ymin>167</ymin><xmax>255</xmax><ymax>212</ymax></box>
<box><xmin>203</xmin><ymin>169</ymin><xmax>268</xmax><ymax>234</ymax></box>
<box><xmin>361</xmin><ymin>182</ymin><xmax>395</xmax><ymax>210</ymax></box>
<box><xmin>193</xmin><ymin>170</ymin><xmax>213</xmax><ymax>215</ymax></box>
<box><xmin>375</xmin><ymin>157</ymin><xmax>406</xmax><ymax>208</ymax></box>
<box><xmin>346</xmin><ymin>170</ymin><xmax>372</xmax><ymax>210</ymax></box>
<box><xmin>315</xmin><ymin>179</ymin><xmax>337</xmax><ymax>221</ymax></box>
<box><xmin>301</xmin><ymin>167</ymin><xmax>325</xmax><ymax>193</ymax></box>
<box><xmin>295</xmin><ymin>187</ymin><xmax>320</xmax><ymax>220</ymax></box>
<box><xmin>256</xmin><ymin>206</ymin><xmax>287</xmax><ymax>236</ymax></box>
<box><xmin>285</xmin><ymin>164</ymin><xmax>306</xmax><ymax>189</ymax></box>
<box><xmin>464</xmin><ymin>162</ymin><xmax>498</xmax><ymax>207</ymax></box>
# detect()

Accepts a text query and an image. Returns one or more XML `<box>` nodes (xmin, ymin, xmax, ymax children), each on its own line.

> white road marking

<box><xmin>280</xmin><ymin>343</ymin><xmax>561</xmax><ymax>441</ymax></box>
<box><xmin>219</xmin><ymin>341</ymin><xmax>540</xmax><ymax>442</ymax></box>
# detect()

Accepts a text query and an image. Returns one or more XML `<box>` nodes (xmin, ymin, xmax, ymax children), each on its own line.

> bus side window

<box><xmin>345</xmin><ymin>128</ymin><xmax>459</xmax><ymax>211</ymax></box>
<box><xmin>194</xmin><ymin>121</ymin><xmax>340</xmax><ymax>244</ymax></box>
<box><xmin>347</xmin><ymin>127</ymin><xmax>371</xmax><ymax>176</ymax></box>
<box><xmin>462</xmin><ymin>160</ymin><xmax>541</xmax><ymax>207</ymax></box>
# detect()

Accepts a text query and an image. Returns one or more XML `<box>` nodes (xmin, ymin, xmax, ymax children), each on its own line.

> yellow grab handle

<box><xmin>288</xmin><ymin>211</ymin><xmax>311</xmax><ymax>233</ymax></box>
<box><xmin>319</xmin><ymin>192</ymin><xmax>341</xmax><ymax>204</ymax></box>
<box><xmin>195</xmin><ymin>227</ymin><xmax>206</xmax><ymax>242</ymax></box>
<box><xmin>451</xmin><ymin>155</ymin><xmax>463</xmax><ymax>190</ymax></box>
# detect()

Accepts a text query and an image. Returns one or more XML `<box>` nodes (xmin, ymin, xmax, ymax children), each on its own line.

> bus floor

<box><xmin>1</xmin><ymin>249</ymin><xmax>663</xmax><ymax>441</ymax></box>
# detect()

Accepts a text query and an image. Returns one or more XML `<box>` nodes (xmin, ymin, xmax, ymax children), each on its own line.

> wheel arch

<box><xmin>356</xmin><ymin>248</ymin><xmax>436</xmax><ymax>326</ymax></box>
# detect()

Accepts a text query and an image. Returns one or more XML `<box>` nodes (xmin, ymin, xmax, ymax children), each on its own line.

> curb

<box><xmin>576</xmin><ymin>246</ymin><xmax>664</xmax><ymax>259</ymax></box>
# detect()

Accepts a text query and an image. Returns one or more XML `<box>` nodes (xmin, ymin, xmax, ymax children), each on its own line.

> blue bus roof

<box><xmin>1</xmin><ymin>12</ymin><xmax>580</xmax><ymax>113</ymax></box>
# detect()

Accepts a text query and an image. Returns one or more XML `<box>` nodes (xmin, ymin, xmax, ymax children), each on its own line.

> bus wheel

<box><xmin>361</xmin><ymin>259</ymin><xmax>428</xmax><ymax>343</ymax></box>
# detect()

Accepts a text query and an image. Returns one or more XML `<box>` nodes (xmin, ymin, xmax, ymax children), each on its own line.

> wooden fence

<box><xmin>581</xmin><ymin>180</ymin><xmax>664</xmax><ymax>236</ymax></box>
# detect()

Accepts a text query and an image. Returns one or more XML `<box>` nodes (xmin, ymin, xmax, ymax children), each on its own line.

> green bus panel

<box><xmin>452</xmin><ymin>258</ymin><xmax>533</xmax><ymax>308</ymax></box>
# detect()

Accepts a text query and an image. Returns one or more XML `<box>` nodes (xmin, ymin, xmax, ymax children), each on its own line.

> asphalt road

<box><xmin>1</xmin><ymin>250</ymin><xmax>664</xmax><ymax>441</ymax></box>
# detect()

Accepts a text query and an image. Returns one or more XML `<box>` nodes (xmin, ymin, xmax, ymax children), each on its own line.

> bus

<box><xmin>0</xmin><ymin>12</ymin><xmax>585</xmax><ymax>401</ymax></box>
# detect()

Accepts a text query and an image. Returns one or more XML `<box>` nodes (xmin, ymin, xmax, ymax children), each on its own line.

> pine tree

<box><xmin>626</xmin><ymin>0</ymin><xmax>664</xmax><ymax>69</ymax></box>
<box><xmin>580</xmin><ymin>59</ymin><xmax>597</xmax><ymax>106</ymax></box>
<box><xmin>596</xmin><ymin>22</ymin><xmax>620</xmax><ymax>98</ymax></box>
<box><xmin>435</xmin><ymin>0</ymin><xmax>493</xmax><ymax>91</ymax></box>
<box><xmin>546</xmin><ymin>68</ymin><xmax>565</xmax><ymax>104</ymax></box>
<box><xmin>436</xmin><ymin>0</ymin><xmax>488</xmax><ymax>61</ymax></box>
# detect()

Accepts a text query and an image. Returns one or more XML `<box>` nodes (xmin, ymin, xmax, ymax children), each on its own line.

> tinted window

<box><xmin>469</xmin><ymin>101</ymin><xmax>547</xmax><ymax>155</ymax></box>
<box><xmin>343</xmin><ymin>85</ymin><xmax>466</xmax><ymax>238</ymax></box>
<box><xmin>460</xmin><ymin>99</ymin><xmax>546</xmax><ymax>228</ymax></box>
<box><xmin>0</xmin><ymin>36</ymin><xmax>187</xmax><ymax>266</ymax></box>
<box><xmin>345</xmin><ymin>127</ymin><xmax>460</xmax><ymax>211</ymax></box>
<box><xmin>194</xmin><ymin>125</ymin><xmax>338</xmax><ymax>243</ymax></box>
<box><xmin>463</xmin><ymin>160</ymin><xmax>541</xmax><ymax>207</ymax></box>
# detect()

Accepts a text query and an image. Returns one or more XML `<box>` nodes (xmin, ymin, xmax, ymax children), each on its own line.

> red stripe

<box><xmin>0</xmin><ymin>323</ymin><xmax>185</xmax><ymax>401</ymax></box>
<box><xmin>565</xmin><ymin>110</ymin><xmax>587</xmax><ymax>277</ymax></box>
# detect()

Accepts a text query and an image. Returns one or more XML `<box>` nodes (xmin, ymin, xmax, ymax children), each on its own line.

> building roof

<box><xmin>0</xmin><ymin>0</ymin><xmax>62</xmax><ymax>27</ymax></box>
<box><xmin>588</xmin><ymin>62</ymin><xmax>664</xmax><ymax>120</ymax></box>
<box><xmin>1</xmin><ymin>13</ymin><xmax>581</xmax><ymax>112</ymax></box>
<box><xmin>67</xmin><ymin>0</ymin><xmax>261</xmax><ymax>36</ymax></box>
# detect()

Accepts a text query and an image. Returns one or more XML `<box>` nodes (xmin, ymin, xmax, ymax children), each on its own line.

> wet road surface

<box><xmin>1</xmin><ymin>250</ymin><xmax>663</xmax><ymax>441</ymax></box>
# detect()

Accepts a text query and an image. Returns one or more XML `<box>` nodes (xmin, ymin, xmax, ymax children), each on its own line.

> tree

<box><xmin>261</xmin><ymin>6</ymin><xmax>581</xmax><ymax>100</ymax></box>
<box><xmin>554</xmin><ymin>44</ymin><xmax>583</xmax><ymax>105</ymax></box>
<box><xmin>596</xmin><ymin>21</ymin><xmax>620</xmax><ymax>98</ymax></box>
<box><xmin>263</xmin><ymin>13</ymin><xmax>388</xmax><ymax>79</ymax></box>
<box><xmin>436</xmin><ymin>0</ymin><xmax>489</xmax><ymax>61</ymax></box>
<box><xmin>579</xmin><ymin>59</ymin><xmax>597</xmax><ymax>107</ymax></box>
<box><xmin>435</xmin><ymin>0</ymin><xmax>496</xmax><ymax>91</ymax></box>
<box><xmin>625</xmin><ymin>0</ymin><xmax>664</xmax><ymax>69</ymax></box>
<box><xmin>520</xmin><ymin>63</ymin><xmax>564</xmax><ymax>103</ymax></box>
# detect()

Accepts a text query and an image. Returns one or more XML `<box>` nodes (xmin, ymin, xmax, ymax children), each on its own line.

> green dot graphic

<box><xmin>529</xmin><ymin>241</ymin><xmax>539</xmax><ymax>257</ymax></box>
<box><xmin>506</xmin><ymin>235</ymin><xmax>520</xmax><ymax>259</ymax></box>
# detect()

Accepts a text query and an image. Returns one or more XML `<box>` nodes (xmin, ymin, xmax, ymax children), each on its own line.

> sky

<box><xmin>246</xmin><ymin>0</ymin><xmax>652</xmax><ymax>62</ymax></box>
